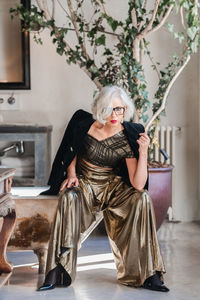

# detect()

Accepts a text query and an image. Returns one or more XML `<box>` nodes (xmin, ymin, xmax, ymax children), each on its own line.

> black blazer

<box><xmin>42</xmin><ymin>109</ymin><xmax>149</xmax><ymax>195</ymax></box>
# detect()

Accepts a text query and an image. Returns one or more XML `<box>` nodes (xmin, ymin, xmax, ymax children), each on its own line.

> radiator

<box><xmin>149</xmin><ymin>125</ymin><xmax>181</xmax><ymax>221</ymax></box>
<box><xmin>149</xmin><ymin>126</ymin><xmax>181</xmax><ymax>165</ymax></box>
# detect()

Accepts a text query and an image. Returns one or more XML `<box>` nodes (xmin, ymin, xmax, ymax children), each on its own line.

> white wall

<box><xmin>0</xmin><ymin>1</ymin><xmax>199</xmax><ymax>221</ymax></box>
<box><xmin>162</xmin><ymin>55</ymin><xmax>199</xmax><ymax>221</ymax></box>
<box><xmin>0</xmin><ymin>28</ymin><xmax>95</xmax><ymax>156</ymax></box>
<box><xmin>198</xmin><ymin>51</ymin><xmax>200</xmax><ymax>221</ymax></box>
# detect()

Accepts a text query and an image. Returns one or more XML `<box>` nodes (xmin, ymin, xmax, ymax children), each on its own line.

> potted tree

<box><xmin>10</xmin><ymin>0</ymin><xmax>200</xmax><ymax>229</ymax></box>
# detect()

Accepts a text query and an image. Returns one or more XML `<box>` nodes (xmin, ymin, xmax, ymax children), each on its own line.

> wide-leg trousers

<box><xmin>45</xmin><ymin>160</ymin><xmax>166</xmax><ymax>287</ymax></box>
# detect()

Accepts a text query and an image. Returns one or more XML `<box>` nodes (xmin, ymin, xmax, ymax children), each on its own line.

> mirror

<box><xmin>0</xmin><ymin>0</ymin><xmax>30</xmax><ymax>90</ymax></box>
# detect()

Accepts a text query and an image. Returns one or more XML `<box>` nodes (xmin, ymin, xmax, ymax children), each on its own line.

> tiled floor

<box><xmin>0</xmin><ymin>221</ymin><xmax>200</xmax><ymax>300</ymax></box>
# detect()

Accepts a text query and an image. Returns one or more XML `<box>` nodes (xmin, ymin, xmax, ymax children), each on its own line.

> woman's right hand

<box><xmin>60</xmin><ymin>176</ymin><xmax>79</xmax><ymax>192</ymax></box>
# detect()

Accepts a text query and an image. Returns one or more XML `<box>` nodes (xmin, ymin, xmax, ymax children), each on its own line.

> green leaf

<box><xmin>110</xmin><ymin>19</ymin><xmax>119</xmax><ymax>32</ymax></box>
<box><xmin>160</xmin><ymin>109</ymin><xmax>166</xmax><ymax>116</ymax></box>
<box><xmin>86</xmin><ymin>59</ymin><xmax>94</xmax><ymax>68</ymax></box>
<box><xmin>174</xmin><ymin>32</ymin><xmax>179</xmax><ymax>39</ymax></box>
<box><xmin>90</xmin><ymin>65</ymin><xmax>99</xmax><ymax>74</ymax></box>
<box><xmin>80</xmin><ymin>61</ymin><xmax>86</xmax><ymax>68</ymax></box>
<box><xmin>102</xmin><ymin>14</ymin><xmax>121</xmax><ymax>32</ymax></box>
<box><xmin>57</xmin><ymin>47</ymin><xmax>64</xmax><ymax>56</ymax></box>
<box><xmin>78</xmin><ymin>36</ymin><xmax>83</xmax><ymax>44</ymax></box>
<box><xmin>103</xmin><ymin>48</ymin><xmax>112</xmax><ymax>55</ymax></box>
<box><xmin>135</xmin><ymin>0</ymin><xmax>144</xmax><ymax>8</ymax></box>
<box><xmin>166</xmin><ymin>23</ymin><xmax>174</xmax><ymax>33</ymax></box>
<box><xmin>183</xmin><ymin>2</ymin><xmax>190</xmax><ymax>10</ymax></box>
<box><xmin>186</xmin><ymin>27</ymin><xmax>198</xmax><ymax>40</ymax></box>
<box><xmin>95</xmin><ymin>34</ymin><xmax>106</xmax><ymax>46</ymax></box>
<box><xmin>121</xmin><ymin>64</ymin><xmax>127</xmax><ymax>72</ymax></box>
<box><xmin>142</xmin><ymin>114</ymin><xmax>148</xmax><ymax>123</ymax></box>
<box><xmin>191</xmin><ymin>40</ymin><xmax>198</xmax><ymax>53</ymax></box>
<box><xmin>178</xmin><ymin>33</ymin><xmax>185</xmax><ymax>44</ymax></box>
<box><xmin>66</xmin><ymin>59</ymin><xmax>71</xmax><ymax>65</ymax></box>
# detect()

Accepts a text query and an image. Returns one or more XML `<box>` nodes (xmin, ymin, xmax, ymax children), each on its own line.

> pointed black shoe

<box><xmin>39</xmin><ymin>283</ymin><xmax>57</xmax><ymax>291</ymax></box>
<box><xmin>38</xmin><ymin>264</ymin><xmax>71</xmax><ymax>291</ymax></box>
<box><xmin>38</xmin><ymin>265</ymin><xmax>61</xmax><ymax>291</ymax></box>
<box><xmin>142</xmin><ymin>272</ymin><xmax>170</xmax><ymax>292</ymax></box>
<box><xmin>142</xmin><ymin>281</ymin><xmax>170</xmax><ymax>292</ymax></box>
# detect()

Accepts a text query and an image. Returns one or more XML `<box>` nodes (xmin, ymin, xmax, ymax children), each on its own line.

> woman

<box><xmin>39</xmin><ymin>86</ymin><xmax>169</xmax><ymax>292</ymax></box>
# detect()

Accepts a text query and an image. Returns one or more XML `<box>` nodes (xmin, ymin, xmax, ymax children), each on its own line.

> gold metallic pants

<box><xmin>45</xmin><ymin>160</ymin><xmax>166</xmax><ymax>287</ymax></box>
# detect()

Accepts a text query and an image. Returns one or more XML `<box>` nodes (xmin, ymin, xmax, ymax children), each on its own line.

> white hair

<box><xmin>91</xmin><ymin>85</ymin><xmax>134</xmax><ymax>124</ymax></box>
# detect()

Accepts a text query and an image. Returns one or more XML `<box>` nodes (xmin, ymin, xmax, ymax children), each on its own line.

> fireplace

<box><xmin>0</xmin><ymin>124</ymin><xmax>52</xmax><ymax>186</ymax></box>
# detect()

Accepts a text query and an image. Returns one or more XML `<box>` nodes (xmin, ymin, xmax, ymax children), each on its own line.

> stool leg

<box><xmin>34</xmin><ymin>248</ymin><xmax>48</xmax><ymax>274</ymax></box>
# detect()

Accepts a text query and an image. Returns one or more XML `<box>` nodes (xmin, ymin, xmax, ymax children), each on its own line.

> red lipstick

<box><xmin>111</xmin><ymin>120</ymin><xmax>117</xmax><ymax>124</ymax></box>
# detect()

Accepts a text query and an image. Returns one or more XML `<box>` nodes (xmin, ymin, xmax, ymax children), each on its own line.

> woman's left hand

<box><xmin>136</xmin><ymin>132</ymin><xmax>150</xmax><ymax>154</ymax></box>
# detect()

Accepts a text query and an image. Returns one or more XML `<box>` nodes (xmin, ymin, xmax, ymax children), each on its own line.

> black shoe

<box><xmin>38</xmin><ymin>265</ymin><xmax>61</xmax><ymax>291</ymax></box>
<box><xmin>142</xmin><ymin>272</ymin><xmax>170</xmax><ymax>292</ymax></box>
<box><xmin>38</xmin><ymin>264</ymin><xmax>71</xmax><ymax>291</ymax></box>
<box><xmin>63</xmin><ymin>269</ymin><xmax>72</xmax><ymax>287</ymax></box>
<box><xmin>40</xmin><ymin>188</ymin><xmax>59</xmax><ymax>195</ymax></box>
<box><xmin>39</xmin><ymin>283</ymin><xmax>57</xmax><ymax>291</ymax></box>
<box><xmin>57</xmin><ymin>263</ymin><xmax>72</xmax><ymax>287</ymax></box>
<box><xmin>142</xmin><ymin>281</ymin><xmax>170</xmax><ymax>292</ymax></box>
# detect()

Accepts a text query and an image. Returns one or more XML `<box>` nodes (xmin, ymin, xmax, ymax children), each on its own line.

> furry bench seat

<box><xmin>4</xmin><ymin>193</ymin><xmax>103</xmax><ymax>274</ymax></box>
<box><xmin>6</xmin><ymin>195</ymin><xmax>58</xmax><ymax>274</ymax></box>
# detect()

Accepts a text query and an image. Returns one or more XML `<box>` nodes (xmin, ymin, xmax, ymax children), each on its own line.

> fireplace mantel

<box><xmin>0</xmin><ymin>123</ymin><xmax>52</xmax><ymax>133</ymax></box>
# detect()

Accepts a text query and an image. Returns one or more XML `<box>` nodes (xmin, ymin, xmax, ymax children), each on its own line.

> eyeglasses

<box><xmin>112</xmin><ymin>106</ymin><xmax>125</xmax><ymax>115</ymax></box>
<box><xmin>102</xmin><ymin>106</ymin><xmax>125</xmax><ymax>116</ymax></box>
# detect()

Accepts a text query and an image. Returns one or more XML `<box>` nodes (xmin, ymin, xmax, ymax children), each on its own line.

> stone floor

<box><xmin>0</xmin><ymin>220</ymin><xmax>200</xmax><ymax>300</ymax></box>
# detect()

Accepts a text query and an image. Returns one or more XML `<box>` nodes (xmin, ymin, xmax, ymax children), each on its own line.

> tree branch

<box><xmin>148</xmin><ymin>52</ymin><xmax>160</xmax><ymax>80</ymax></box>
<box><xmin>35</xmin><ymin>1</ymin><xmax>102</xmax><ymax>89</ymax></box>
<box><xmin>36</xmin><ymin>0</ymin><xmax>47</xmax><ymax>19</ymax></box>
<box><xmin>96</xmin><ymin>0</ymin><xmax>109</xmax><ymax>16</ymax></box>
<box><xmin>42</xmin><ymin>0</ymin><xmax>51</xmax><ymax>19</ymax></box>
<box><xmin>60</xmin><ymin>38</ymin><xmax>102</xmax><ymax>89</ymax></box>
<box><xmin>59</xmin><ymin>26</ymin><xmax>121</xmax><ymax>37</ymax></box>
<box><xmin>131</xmin><ymin>8</ymin><xmax>137</xmax><ymax>28</ymax></box>
<box><xmin>180</xmin><ymin>6</ymin><xmax>186</xmax><ymax>30</ymax></box>
<box><xmin>146</xmin><ymin>4</ymin><xmax>174</xmax><ymax>36</ymax></box>
<box><xmin>51</xmin><ymin>0</ymin><xmax>55</xmax><ymax>19</ymax></box>
<box><xmin>78</xmin><ymin>64</ymin><xmax>103</xmax><ymax>89</ymax></box>
<box><xmin>139</xmin><ymin>39</ymin><xmax>144</xmax><ymax>65</ymax></box>
<box><xmin>66</xmin><ymin>0</ymin><xmax>81</xmax><ymax>38</ymax></box>
<box><xmin>57</xmin><ymin>0</ymin><xmax>71</xmax><ymax>19</ymax></box>
<box><xmin>143</xmin><ymin>0</ymin><xmax>148</xmax><ymax>10</ymax></box>
<box><xmin>54</xmin><ymin>28</ymin><xmax>103</xmax><ymax>89</ymax></box>
<box><xmin>137</xmin><ymin>0</ymin><xmax>160</xmax><ymax>38</ymax></box>
<box><xmin>133</xmin><ymin>108</ymin><xmax>142</xmax><ymax>123</ymax></box>
<box><xmin>80</xmin><ymin>4</ymin><xmax>87</xmax><ymax>56</ymax></box>
<box><xmin>67</xmin><ymin>0</ymin><xmax>90</xmax><ymax>60</ymax></box>
<box><xmin>145</xmin><ymin>55</ymin><xmax>190</xmax><ymax>132</ymax></box>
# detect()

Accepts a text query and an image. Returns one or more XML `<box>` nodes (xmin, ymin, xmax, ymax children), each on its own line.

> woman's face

<box><xmin>105</xmin><ymin>97</ymin><xmax>125</xmax><ymax>126</ymax></box>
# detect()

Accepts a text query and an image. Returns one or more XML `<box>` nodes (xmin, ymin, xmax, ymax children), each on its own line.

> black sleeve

<box><xmin>41</xmin><ymin>110</ymin><xmax>88</xmax><ymax>194</ymax></box>
<box><xmin>133</xmin><ymin>123</ymin><xmax>149</xmax><ymax>190</ymax></box>
<box><xmin>121</xmin><ymin>122</ymin><xmax>148</xmax><ymax>190</ymax></box>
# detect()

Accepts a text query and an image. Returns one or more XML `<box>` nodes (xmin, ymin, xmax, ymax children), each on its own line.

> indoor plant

<box><xmin>10</xmin><ymin>0</ymin><xmax>200</xmax><ymax>228</ymax></box>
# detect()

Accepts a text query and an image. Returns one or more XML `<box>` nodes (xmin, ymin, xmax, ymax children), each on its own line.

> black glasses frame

<box><xmin>112</xmin><ymin>106</ymin><xmax>126</xmax><ymax>115</ymax></box>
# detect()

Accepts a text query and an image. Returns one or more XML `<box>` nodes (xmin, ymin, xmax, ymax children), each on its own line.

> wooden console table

<box><xmin>0</xmin><ymin>168</ymin><xmax>16</xmax><ymax>287</ymax></box>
